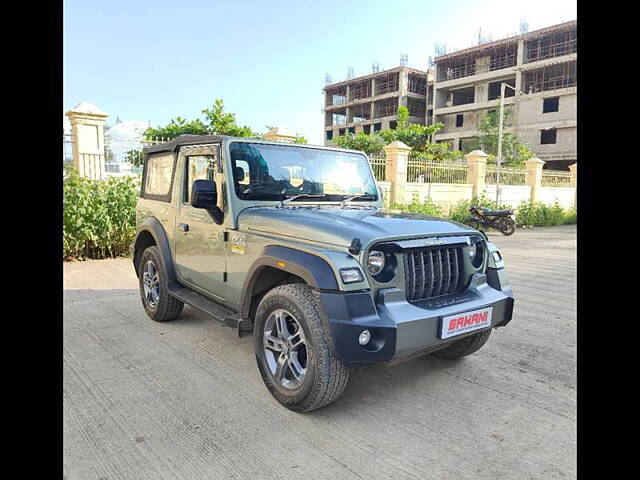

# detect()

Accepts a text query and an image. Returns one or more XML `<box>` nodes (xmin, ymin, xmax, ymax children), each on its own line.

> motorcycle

<box><xmin>465</xmin><ymin>206</ymin><xmax>516</xmax><ymax>236</ymax></box>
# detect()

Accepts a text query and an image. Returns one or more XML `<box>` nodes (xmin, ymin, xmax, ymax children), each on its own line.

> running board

<box><xmin>167</xmin><ymin>282</ymin><xmax>253</xmax><ymax>336</ymax></box>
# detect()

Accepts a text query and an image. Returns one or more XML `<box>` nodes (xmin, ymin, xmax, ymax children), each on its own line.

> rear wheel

<box><xmin>254</xmin><ymin>283</ymin><xmax>349</xmax><ymax>412</ymax></box>
<box><xmin>431</xmin><ymin>329</ymin><xmax>492</xmax><ymax>360</ymax></box>
<box><xmin>138</xmin><ymin>246</ymin><xmax>184</xmax><ymax>322</ymax></box>
<box><xmin>497</xmin><ymin>217</ymin><xmax>516</xmax><ymax>236</ymax></box>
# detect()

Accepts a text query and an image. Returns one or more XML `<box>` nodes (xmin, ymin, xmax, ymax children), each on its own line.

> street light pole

<box><xmin>495</xmin><ymin>82</ymin><xmax>527</xmax><ymax>205</ymax></box>
<box><xmin>496</xmin><ymin>82</ymin><xmax>505</xmax><ymax>205</ymax></box>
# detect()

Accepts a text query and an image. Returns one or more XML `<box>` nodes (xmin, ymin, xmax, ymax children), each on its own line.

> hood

<box><xmin>237</xmin><ymin>206</ymin><xmax>477</xmax><ymax>249</ymax></box>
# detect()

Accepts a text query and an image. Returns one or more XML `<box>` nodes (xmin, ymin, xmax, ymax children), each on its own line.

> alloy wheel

<box><xmin>263</xmin><ymin>308</ymin><xmax>308</xmax><ymax>389</ymax></box>
<box><xmin>142</xmin><ymin>259</ymin><xmax>160</xmax><ymax>309</ymax></box>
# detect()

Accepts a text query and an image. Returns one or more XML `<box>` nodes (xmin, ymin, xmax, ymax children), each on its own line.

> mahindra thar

<box><xmin>132</xmin><ymin>135</ymin><xmax>514</xmax><ymax>412</ymax></box>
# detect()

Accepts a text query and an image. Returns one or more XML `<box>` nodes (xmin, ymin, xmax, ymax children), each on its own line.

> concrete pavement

<box><xmin>63</xmin><ymin>225</ymin><xmax>576</xmax><ymax>480</ymax></box>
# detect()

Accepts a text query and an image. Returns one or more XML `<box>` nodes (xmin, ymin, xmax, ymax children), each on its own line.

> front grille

<box><xmin>404</xmin><ymin>246</ymin><xmax>466</xmax><ymax>302</ymax></box>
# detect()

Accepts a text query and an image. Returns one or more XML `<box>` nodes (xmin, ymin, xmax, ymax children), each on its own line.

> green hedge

<box><xmin>63</xmin><ymin>170</ymin><xmax>139</xmax><ymax>260</ymax></box>
<box><xmin>392</xmin><ymin>195</ymin><xmax>576</xmax><ymax>228</ymax></box>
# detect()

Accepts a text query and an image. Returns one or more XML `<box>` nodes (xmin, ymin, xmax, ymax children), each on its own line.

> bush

<box><xmin>64</xmin><ymin>169</ymin><xmax>139</xmax><ymax>260</ymax></box>
<box><xmin>391</xmin><ymin>196</ymin><xmax>443</xmax><ymax>217</ymax></box>
<box><xmin>515</xmin><ymin>200</ymin><xmax>571</xmax><ymax>227</ymax></box>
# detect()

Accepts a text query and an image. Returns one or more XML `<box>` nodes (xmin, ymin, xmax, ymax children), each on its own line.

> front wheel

<box><xmin>497</xmin><ymin>217</ymin><xmax>516</xmax><ymax>236</ymax></box>
<box><xmin>464</xmin><ymin>217</ymin><xmax>481</xmax><ymax>230</ymax></box>
<box><xmin>254</xmin><ymin>283</ymin><xmax>349</xmax><ymax>412</ymax></box>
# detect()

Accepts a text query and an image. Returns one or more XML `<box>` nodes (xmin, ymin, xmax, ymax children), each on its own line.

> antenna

<box><xmin>324</xmin><ymin>73</ymin><xmax>332</xmax><ymax>85</ymax></box>
<box><xmin>372</xmin><ymin>61</ymin><xmax>380</xmax><ymax>73</ymax></box>
<box><xmin>400</xmin><ymin>53</ymin><xmax>408</xmax><ymax>66</ymax></box>
<box><xmin>347</xmin><ymin>66</ymin><xmax>354</xmax><ymax>80</ymax></box>
<box><xmin>519</xmin><ymin>18</ymin><xmax>529</xmax><ymax>34</ymax></box>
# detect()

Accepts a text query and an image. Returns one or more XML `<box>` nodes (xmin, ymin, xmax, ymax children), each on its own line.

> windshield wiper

<box><xmin>280</xmin><ymin>193</ymin><xmax>328</xmax><ymax>207</ymax></box>
<box><xmin>340</xmin><ymin>194</ymin><xmax>378</xmax><ymax>208</ymax></box>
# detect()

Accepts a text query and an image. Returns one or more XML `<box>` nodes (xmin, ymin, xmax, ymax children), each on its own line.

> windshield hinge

<box><xmin>223</xmin><ymin>231</ymin><xmax>229</xmax><ymax>242</ymax></box>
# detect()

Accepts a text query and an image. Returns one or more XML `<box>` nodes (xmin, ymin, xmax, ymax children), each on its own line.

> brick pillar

<box><xmin>526</xmin><ymin>157</ymin><xmax>545</xmax><ymax>203</ymax></box>
<box><xmin>384</xmin><ymin>141</ymin><xmax>412</xmax><ymax>205</ymax></box>
<box><xmin>465</xmin><ymin>150</ymin><xmax>488</xmax><ymax>198</ymax></box>
<box><xmin>65</xmin><ymin>102</ymin><xmax>109</xmax><ymax>180</ymax></box>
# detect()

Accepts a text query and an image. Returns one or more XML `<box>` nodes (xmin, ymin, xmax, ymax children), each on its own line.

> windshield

<box><xmin>229</xmin><ymin>142</ymin><xmax>378</xmax><ymax>202</ymax></box>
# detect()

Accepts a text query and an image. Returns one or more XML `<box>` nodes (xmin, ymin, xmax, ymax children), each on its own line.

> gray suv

<box><xmin>132</xmin><ymin>135</ymin><xmax>514</xmax><ymax>412</ymax></box>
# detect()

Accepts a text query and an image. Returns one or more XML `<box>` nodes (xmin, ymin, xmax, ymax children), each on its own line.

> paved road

<box><xmin>63</xmin><ymin>225</ymin><xmax>576</xmax><ymax>480</ymax></box>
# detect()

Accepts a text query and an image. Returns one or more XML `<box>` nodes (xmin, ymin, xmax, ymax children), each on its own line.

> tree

<box><xmin>477</xmin><ymin>109</ymin><xmax>534</xmax><ymax>166</ymax></box>
<box><xmin>333</xmin><ymin>131</ymin><xmax>386</xmax><ymax>154</ymax></box>
<box><xmin>143</xmin><ymin>98</ymin><xmax>257</xmax><ymax>140</ymax></box>
<box><xmin>333</xmin><ymin>106</ymin><xmax>458</xmax><ymax>161</ymax></box>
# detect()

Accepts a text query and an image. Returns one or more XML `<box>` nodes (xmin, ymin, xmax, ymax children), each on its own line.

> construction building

<box><xmin>322</xmin><ymin>20</ymin><xmax>577</xmax><ymax>170</ymax></box>
<box><xmin>432</xmin><ymin>20</ymin><xmax>577</xmax><ymax>169</ymax></box>
<box><xmin>323</xmin><ymin>66</ymin><xmax>433</xmax><ymax>143</ymax></box>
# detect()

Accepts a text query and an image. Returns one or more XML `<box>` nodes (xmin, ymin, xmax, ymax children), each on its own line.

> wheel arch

<box><xmin>133</xmin><ymin>217</ymin><xmax>176</xmax><ymax>281</ymax></box>
<box><xmin>239</xmin><ymin>245</ymin><xmax>339</xmax><ymax>323</ymax></box>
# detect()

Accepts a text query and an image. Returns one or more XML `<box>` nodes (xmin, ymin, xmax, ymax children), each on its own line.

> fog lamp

<box><xmin>358</xmin><ymin>329</ymin><xmax>371</xmax><ymax>346</ymax></box>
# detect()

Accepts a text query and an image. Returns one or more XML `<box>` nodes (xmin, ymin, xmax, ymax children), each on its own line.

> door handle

<box><xmin>177</xmin><ymin>223</ymin><xmax>189</xmax><ymax>233</ymax></box>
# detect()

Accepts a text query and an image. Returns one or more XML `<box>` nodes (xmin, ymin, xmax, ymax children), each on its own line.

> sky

<box><xmin>64</xmin><ymin>0</ymin><xmax>577</xmax><ymax>145</ymax></box>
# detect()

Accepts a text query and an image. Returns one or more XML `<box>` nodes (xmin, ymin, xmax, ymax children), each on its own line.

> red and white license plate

<box><xmin>440</xmin><ymin>307</ymin><xmax>493</xmax><ymax>339</ymax></box>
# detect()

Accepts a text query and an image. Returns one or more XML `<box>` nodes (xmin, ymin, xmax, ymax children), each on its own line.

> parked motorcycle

<box><xmin>465</xmin><ymin>206</ymin><xmax>516</xmax><ymax>236</ymax></box>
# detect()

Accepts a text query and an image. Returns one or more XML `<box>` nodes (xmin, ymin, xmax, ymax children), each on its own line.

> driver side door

<box><xmin>174</xmin><ymin>146</ymin><xmax>227</xmax><ymax>301</ymax></box>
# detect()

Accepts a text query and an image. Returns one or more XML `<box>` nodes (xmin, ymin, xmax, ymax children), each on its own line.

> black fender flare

<box><xmin>133</xmin><ymin>216</ymin><xmax>176</xmax><ymax>281</ymax></box>
<box><xmin>238</xmin><ymin>245</ymin><xmax>339</xmax><ymax>320</ymax></box>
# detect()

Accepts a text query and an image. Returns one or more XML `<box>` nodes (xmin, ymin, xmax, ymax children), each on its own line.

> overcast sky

<box><xmin>64</xmin><ymin>0</ymin><xmax>577</xmax><ymax>145</ymax></box>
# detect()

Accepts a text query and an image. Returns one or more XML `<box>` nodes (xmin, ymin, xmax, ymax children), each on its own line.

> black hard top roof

<box><xmin>143</xmin><ymin>134</ymin><xmax>231</xmax><ymax>155</ymax></box>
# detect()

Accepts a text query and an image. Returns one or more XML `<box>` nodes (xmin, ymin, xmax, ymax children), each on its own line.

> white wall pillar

<box><xmin>65</xmin><ymin>102</ymin><xmax>109</xmax><ymax>180</ymax></box>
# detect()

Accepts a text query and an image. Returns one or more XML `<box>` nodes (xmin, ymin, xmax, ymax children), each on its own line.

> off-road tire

<box><xmin>138</xmin><ymin>246</ymin><xmax>184</xmax><ymax>322</ymax></box>
<box><xmin>254</xmin><ymin>283</ymin><xmax>349</xmax><ymax>412</ymax></box>
<box><xmin>431</xmin><ymin>329</ymin><xmax>492</xmax><ymax>360</ymax></box>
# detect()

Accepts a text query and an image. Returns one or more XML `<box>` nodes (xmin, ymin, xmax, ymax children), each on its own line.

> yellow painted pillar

<box><xmin>464</xmin><ymin>150</ymin><xmax>488</xmax><ymax>198</ymax></box>
<box><xmin>526</xmin><ymin>157</ymin><xmax>545</xmax><ymax>203</ymax></box>
<box><xmin>383</xmin><ymin>141</ymin><xmax>412</xmax><ymax>206</ymax></box>
<box><xmin>65</xmin><ymin>102</ymin><xmax>109</xmax><ymax>180</ymax></box>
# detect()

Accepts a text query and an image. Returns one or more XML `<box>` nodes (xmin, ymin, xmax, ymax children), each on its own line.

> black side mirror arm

<box><xmin>207</xmin><ymin>206</ymin><xmax>224</xmax><ymax>225</ymax></box>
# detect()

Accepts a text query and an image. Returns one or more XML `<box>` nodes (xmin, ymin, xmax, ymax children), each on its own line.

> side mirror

<box><xmin>191</xmin><ymin>179</ymin><xmax>217</xmax><ymax>209</ymax></box>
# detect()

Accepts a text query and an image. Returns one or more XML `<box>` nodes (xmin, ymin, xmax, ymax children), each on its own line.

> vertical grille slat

<box><xmin>404</xmin><ymin>244</ymin><xmax>466</xmax><ymax>302</ymax></box>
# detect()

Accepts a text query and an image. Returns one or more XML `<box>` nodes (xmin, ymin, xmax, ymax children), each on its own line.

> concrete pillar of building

<box><xmin>384</xmin><ymin>141</ymin><xmax>412</xmax><ymax>205</ymax></box>
<box><xmin>526</xmin><ymin>157</ymin><xmax>545</xmax><ymax>203</ymax></box>
<box><xmin>475</xmin><ymin>83</ymin><xmax>488</xmax><ymax>103</ymax></box>
<box><xmin>65</xmin><ymin>102</ymin><xmax>108</xmax><ymax>180</ymax></box>
<box><xmin>370</xmin><ymin>102</ymin><xmax>375</xmax><ymax>121</ymax></box>
<box><xmin>476</xmin><ymin>55</ymin><xmax>490</xmax><ymax>74</ymax></box>
<box><xmin>515</xmin><ymin>39</ymin><xmax>525</xmax><ymax>93</ymax></box>
<box><xmin>399</xmin><ymin>68</ymin><xmax>409</xmax><ymax>96</ymax></box>
<box><xmin>465</xmin><ymin>150</ymin><xmax>488</xmax><ymax>198</ymax></box>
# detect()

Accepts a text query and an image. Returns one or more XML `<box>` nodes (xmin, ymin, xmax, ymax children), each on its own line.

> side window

<box><xmin>184</xmin><ymin>155</ymin><xmax>216</xmax><ymax>203</ymax></box>
<box><xmin>144</xmin><ymin>154</ymin><xmax>175</xmax><ymax>198</ymax></box>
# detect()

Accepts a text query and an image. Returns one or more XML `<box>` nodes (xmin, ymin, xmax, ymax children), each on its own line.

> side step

<box><xmin>167</xmin><ymin>282</ymin><xmax>253</xmax><ymax>336</ymax></box>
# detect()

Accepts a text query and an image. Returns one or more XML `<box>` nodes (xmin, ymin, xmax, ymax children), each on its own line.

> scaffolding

<box><xmin>523</xmin><ymin>61</ymin><xmax>576</xmax><ymax>93</ymax></box>
<box><xmin>350</xmin><ymin>103</ymin><xmax>372</xmax><ymax>123</ymax></box>
<box><xmin>408</xmin><ymin>73</ymin><xmax>427</xmax><ymax>95</ymax></box>
<box><xmin>325</xmin><ymin>85</ymin><xmax>347</xmax><ymax>106</ymax></box>
<box><xmin>349</xmin><ymin>80</ymin><xmax>372</xmax><ymax>101</ymax></box>
<box><xmin>375</xmin><ymin>72</ymin><xmax>399</xmax><ymax>95</ymax></box>
<box><xmin>406</xmin><ymin>97</ymin><xmax>426</xmax><ymax>118</ymax></box>
<box><xmin>437</xmin><ymin>42</ymin><xmax>517</xmax><ymax>82</ymax></box>
<box><xmin>524</xmin><ymin>25</ymin><xmax>576</xmax><ymax>63</ymax></box>
<box><xmin>375</xmin><ymin>97</ymin><xmax>398</xmax><ymax>118</ymax></box>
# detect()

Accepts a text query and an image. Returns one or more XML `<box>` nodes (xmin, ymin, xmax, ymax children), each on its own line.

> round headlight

<box><xmin>367</xmin><ymin>250</ymin><xmax>385</xmax><ymax>276</ymax></box>
<box><xmin>468</xmin><ymin>241</ymin><xmax>477</xmax><ymax>259</ymax></box>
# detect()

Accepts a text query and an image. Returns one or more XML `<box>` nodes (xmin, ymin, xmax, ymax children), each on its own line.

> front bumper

<box><xmin>317</xmin><ymin>268</ymin><xmax>514</xmax><ymax>367</ymax></box>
